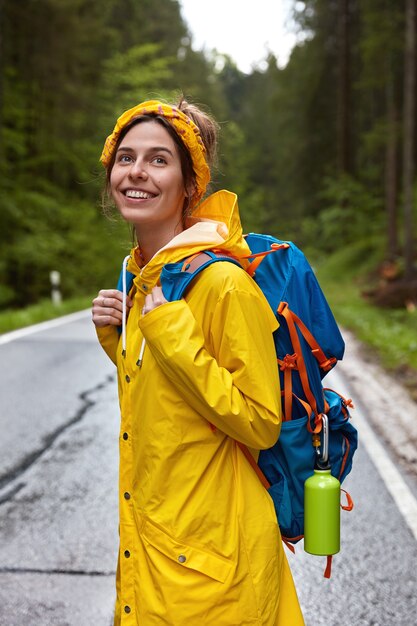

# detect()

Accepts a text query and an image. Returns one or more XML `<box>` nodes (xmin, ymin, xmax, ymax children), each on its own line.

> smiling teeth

<box><xmin>125</xmin><ymin>190</ymin><xmax>154</xmax><ymax>199</ymax></box>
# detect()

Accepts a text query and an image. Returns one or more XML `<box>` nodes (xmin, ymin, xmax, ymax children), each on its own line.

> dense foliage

<box><xmin>0</xmin><ymin>0</ymin><xmax>416</xmax><ymax>309</ymax></box>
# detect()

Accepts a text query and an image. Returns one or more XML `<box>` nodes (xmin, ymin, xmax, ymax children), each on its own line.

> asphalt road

<box><xmin>0</xmin><ymin>313</ymin><xmax>416</xmax><ymax>626</ymax></box>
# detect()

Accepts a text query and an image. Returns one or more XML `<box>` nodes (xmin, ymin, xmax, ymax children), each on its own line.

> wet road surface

<box><xmin>0</xmin><ymin>313</ymin><xmax>416</xmax><ymax>625</ymax></box>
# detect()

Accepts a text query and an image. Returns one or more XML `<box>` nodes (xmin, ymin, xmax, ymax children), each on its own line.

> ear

<box><xmin>185</xmin><ymin>182</ymin><xmax>197</xmax><ymax>198</ymax></box>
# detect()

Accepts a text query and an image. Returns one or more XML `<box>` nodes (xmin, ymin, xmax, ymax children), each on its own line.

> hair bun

<box><xmin>177</xmin><ymin>98</ymin><xmax>219</xmax><ymax>168</ymax></box>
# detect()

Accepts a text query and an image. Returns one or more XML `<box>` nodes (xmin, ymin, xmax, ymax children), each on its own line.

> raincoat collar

<box><xmin>126</xmin><ymin>190</ymin><xmax>251</xmax><ymax>290</ymax></box>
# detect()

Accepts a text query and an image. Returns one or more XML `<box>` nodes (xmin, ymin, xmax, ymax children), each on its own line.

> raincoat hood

<box><xmin>126</xmin><ymin>189</ymin><xmax>251</xmax><ymax>287</ymax></box>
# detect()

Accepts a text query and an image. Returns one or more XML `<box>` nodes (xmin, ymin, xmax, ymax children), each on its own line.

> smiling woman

<box><xmin>91</xmin><ymin>97</ymin><xmax>305</xmax><ymax>626</ymax></box>
<box><xmin>100</xmin><ymin>100</ymin><xmax>213</xmax><ymax>263</ymax></box>
<box><xmin>110</xmin><ymin>121</ymin><xmax>188</xmax><ymax>254</ymax></box>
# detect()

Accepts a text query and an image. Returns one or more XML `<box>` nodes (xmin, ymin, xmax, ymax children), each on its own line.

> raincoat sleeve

<box><xmin>95</xmin><ymin>325</ymin><xmax>119</xmax><ymax>365</ymax></box>
<box><xmin>139</xmin><ymin>270</ymin><xmax>281</xmax><ymax>449</ymax></box>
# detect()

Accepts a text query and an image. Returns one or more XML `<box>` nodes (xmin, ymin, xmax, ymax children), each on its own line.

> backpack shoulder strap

<box><xmin>160</xmin><ymin>250</ymin><xmax>243</xmax><ymax>301</ymax></box>
<box><xmin>181</xmin><ymin>251</ymin><xmax>223</xmax><ymax>273</ymax></box>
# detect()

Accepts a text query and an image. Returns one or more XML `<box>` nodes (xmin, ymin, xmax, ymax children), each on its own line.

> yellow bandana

<box><xmin>100</xmin><ymin>100</ymin><xmax>211</xmax><ymax>203</ymax></box>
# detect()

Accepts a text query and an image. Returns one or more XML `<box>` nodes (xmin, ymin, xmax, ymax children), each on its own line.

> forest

<box><xmin>0</xmin><ymin>0</ymin><xmax>416</xmax><ymax>314</ymax></box>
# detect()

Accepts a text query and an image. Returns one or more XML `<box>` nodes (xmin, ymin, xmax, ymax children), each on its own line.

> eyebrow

<box><xmin>116</xmin><ymin>145</ymin><xmax>175</xmax><ymax>157</ymax></box>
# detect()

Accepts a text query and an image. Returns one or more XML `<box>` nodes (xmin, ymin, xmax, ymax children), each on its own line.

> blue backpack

<box><xmin>119</xmin><ymin>233</ymin><xmax>358</xmax><ymax>559</ymax></box>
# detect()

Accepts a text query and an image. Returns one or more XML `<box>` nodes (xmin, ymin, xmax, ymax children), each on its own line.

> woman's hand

<box><xmin>92</xmin><ymin>289</ymin><xmax>132</xmax><ymax>328</ymax></box>
<box><xmin>142</xmin><ymin>286</ymin><xmax>168</xmax><ymax>316</ymax></box>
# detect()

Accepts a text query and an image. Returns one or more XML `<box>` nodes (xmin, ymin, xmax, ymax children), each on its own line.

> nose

<box><xmin>129</xmin><ymin>159</ymin><xmax>148</xmax><ymax>180</ymax></box>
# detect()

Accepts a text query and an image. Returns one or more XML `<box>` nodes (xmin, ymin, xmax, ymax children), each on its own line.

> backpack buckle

<box><xmin>279</xmin><ymin>353</ymin><xmax>298</xmax><ymax>371</ymax></box>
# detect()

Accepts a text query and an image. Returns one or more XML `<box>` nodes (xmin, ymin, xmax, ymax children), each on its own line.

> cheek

<box><xmin>162</xmin><ymin>174</ymin><xmax>186</xmax><ymax>198</ymax></box>
<box><xmin>109</xmin><ymin>171</ymin><xmax>123</xmax><ymax>206</ymax></box>
<box><xmin>174</xmin><ymin>175</ymin><xmax>187</xmax><ymax>197</ymax></box>
<box><xmin>109</xmin><ymin>172</ymin><xmax>117</xmax><ymax>195</ymax></box>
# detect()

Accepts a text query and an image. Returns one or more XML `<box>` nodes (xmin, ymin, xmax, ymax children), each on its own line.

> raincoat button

<box><xmin>125</xmin><ymin>374</ymin><xmax>130</xmax><ymax>383</ymax></box>
<box><xmin>123</xmin><ymin>432</ymin><xmax>128</xmax><ymax>440</ymax></box>
<box><xmin>124</xmin><ymin>550</ymin><xmax>131</xmax><ymax>558</ymax></box>
<box><xmin>178</xmin><ymin>554</ymin><xmax>187</xmax><ymax>563</ymax></box>
<box><xmin>142</xmin><ymin>284</ymin><xmax>148</xmax><ymax>291</ymax></box>
<box><xmin>124</xmin><ymin>492</ymin><xmax>131</xmax><ymax>500</ymax></box>
<box><xmin>124</xmin><ymin>605</ymin><xmax>131</xmax><ymax>614</ymax></box>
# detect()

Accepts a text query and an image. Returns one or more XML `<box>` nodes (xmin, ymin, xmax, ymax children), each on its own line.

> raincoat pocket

<box><xmin>141</xmin><ymin>519</ymin><xmax>234</xmax><ymax>584</ymax></box>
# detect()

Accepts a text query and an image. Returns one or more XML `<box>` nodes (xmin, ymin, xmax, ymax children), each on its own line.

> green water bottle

<box><xmin>304</xmin><ymin>468</ymin><xmax>341</xmax><ymax>555</ymax></box>
<box><xmin>304</xmin><ymin>415</ymin><xmax>341</xmax><ymax>556</ymax></box>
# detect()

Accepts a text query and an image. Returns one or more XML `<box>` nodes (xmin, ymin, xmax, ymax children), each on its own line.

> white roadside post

<box><xmin>50</xmin><ymin>270</ymin><xmax>62</xmax><ymax>305</ymax></box>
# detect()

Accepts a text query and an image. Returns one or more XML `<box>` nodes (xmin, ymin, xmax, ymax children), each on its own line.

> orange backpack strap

<box><xmin>278</xmin><ymin>303</ymin><xmax>337</xmax><ymax>373</ymax></box>
<box><xmin>338</xmin><ymin>436</ymin><xmax>351</xmax><ymax>479</ymax></box>
<box><xmin>323</xmin><ymin>387</ymin><xmax>355</xmax><ymax>418</ymax></box>
<box><xmin>277</xmin><ymin>302</ymin><xmax>324</xmax><ymax>429</ymax></box>
<box><xmin>237</xmin><ymin>442</ymin><xmax>270</xmax><ymax>490</ymax></box>
<box><xmin>242</xmin><ymin>243</ymin><xmax>290</xmax><ymax>277</ymax></box>
<box><xmin>341</xmin><ymin>489</ymin><xmax>354</xmax><ymax>511</ymax></box>
<box><xmin>278</xmin><ymin>354</ymin><xmax>298</xmax><ymax>421</ymax></box>
<box><xmin>291</xmin><ymin>393</ymin><xmax>324</xmax><ymax>436</ymax></box>
<box><xmin>181</xmin><ymin>251</ymin><xmax>220</xmax><ymax>272</ymax></box>
<box><xmin>324</xmin><ymin>555</ymin><xmax>333</xmax><ymax>579</ymax></box>
<box><xmin>281</xmin><ymin>537</ymin><xmax>297</xmax><ymax>553</ymax></box>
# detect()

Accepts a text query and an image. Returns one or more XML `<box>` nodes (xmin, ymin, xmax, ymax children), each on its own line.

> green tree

<box><xmin>402</xmin><ymin>0</ymin><xmax>416</xmax><ymax>279</ymax></box>
<box><xmin>0</xmin><ymin>0</ymin><xmax>195</xmax><ymax>307</ymax></box>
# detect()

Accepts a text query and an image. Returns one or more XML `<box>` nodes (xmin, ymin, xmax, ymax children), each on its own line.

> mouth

<box><xmin>124</xmin><ymin>189</ymin><xmax>157</xmax><ymax>200</ymax></box>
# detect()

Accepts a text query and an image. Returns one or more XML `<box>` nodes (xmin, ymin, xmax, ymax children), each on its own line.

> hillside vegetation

<box><xmin>1</xmin><ymin>0</ymin><xmax>416</xmax><ymax>378</ymax></box>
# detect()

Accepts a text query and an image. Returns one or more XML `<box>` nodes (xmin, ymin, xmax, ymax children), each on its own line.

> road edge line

<box><xmin>330</xmin><ymin>367</ymin><xmax>417</xmax><ymax>543</ymax></box>
<box><xmin>0</xmin><ymin>310</ymin><xmax>91</xmax><ymax>345</ymax></box>
<box><xmin>354</xmin><ymin>408</ymin><xmax>417</xmax><ymax>542</ymax></box>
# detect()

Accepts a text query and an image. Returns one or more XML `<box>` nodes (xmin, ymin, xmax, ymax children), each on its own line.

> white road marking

<box><xmin>329</xmin><ymin>367</ymin><xmax>417</xmax><ymax>543</ymax></box>
<box><xmin>354</xmin><ymin>408</ymin><xmax>417</xmax><ymax>541</ymax></box>
<box><xmin>0</xmin><ymin>310</ymin><xmax>91</xmax><ymax>345</ymax></box>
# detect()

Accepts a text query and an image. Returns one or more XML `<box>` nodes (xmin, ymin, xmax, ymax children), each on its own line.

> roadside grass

<box><xmin>1</xmin><ymin>242</ymin><xmax>416</xmax><ymax>394</ymax></box>
<box><xmin>0</xmin><ymin>296</ymin><xmax>93</xmax><ymax>334</ymax></box>
<box><xmin>314</xmin><ymin>243</ymin><xmax>417</xmax><ymax>395</ymax></box>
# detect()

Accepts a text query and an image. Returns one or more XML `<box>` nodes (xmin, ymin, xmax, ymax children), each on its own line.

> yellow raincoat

<box><xmin>97</xmin><ymin>190</ymin><xmax>304</xmax><ymax>625</ymax></box>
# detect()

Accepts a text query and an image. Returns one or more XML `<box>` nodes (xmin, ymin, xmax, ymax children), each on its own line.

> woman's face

<box><xmin>110</xmin><ymin>120</ymin><xmax>187</xmax><ymax>235</ymax></box>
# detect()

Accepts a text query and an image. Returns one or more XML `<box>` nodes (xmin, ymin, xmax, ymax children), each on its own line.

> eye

<box><xmin>117</xmin><ymin>153</ymin><xmax>133</xmax><ymax>164</ymax></box>
<box><xmin>152</xmin><ymin>155</ymin><xmax>167</xmax><ymax>165</ymax></box>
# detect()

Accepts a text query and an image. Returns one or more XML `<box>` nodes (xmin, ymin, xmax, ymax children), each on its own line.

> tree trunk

<box><xmin>385</xmin><ymin>71</ymin><xmax>399</xmax><ymax>260</ymax></box>
<box><xmin>337</xmin><ymin>0</ymin><xmax>351</xmax><ymax>174</ymax></box>
<box><xmin>403</xmin><ymin>0</ymin><xmax>416</xmax><ymax>279</ymax></box>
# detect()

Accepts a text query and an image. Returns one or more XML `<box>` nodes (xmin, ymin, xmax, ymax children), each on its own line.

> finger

<box><xmin>92</xmin><ymin>310</ymin><xmax>123</xmax><ymax>328</ymax></box>
<box><xmin>93</xmin><ymin>294</ymin><xmax>126</xmax><ymax>314</ymax></box>
<box><xmin>97</xmin><ymin>289</ymin><xmax>132</xmax><ymax>307</ymax></box>
<box><xmin>92</xmin><ymin>290</ymin><xmax>129</xmax><ymax>327</ymax></box>
<box><xmin>142</xmin><ymin>293</ymin><xmax>153</xmax><ymax>316</ymax></box>
<box><xmin>98</xmin><ymin>288</ymin><xmax>123</xmax><ymax>300</ymax></box>
<box><xmin>150</xmin><ymin>286</ymin><xmax>167</xmax><ymax>306</ymax></box>
<box><xmin>92</xmin><ymin>303</ymin><xmax>123</xmax><ymax>322</ymax></box>
<box><xmin>142</xmin><ymin>287</ymin><xmax>168</xmax><ymax>315</ymax></box>
<box><xmin>94</xmin><ymin>291</ymin><xmax>116</xmax><ymax>307</ymax></box>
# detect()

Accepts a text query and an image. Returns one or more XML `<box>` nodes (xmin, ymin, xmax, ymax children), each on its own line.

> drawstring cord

<box><xmin>121</xmin><ymin>255</ymin><xmax>130</xmax><ymax>357</ymax></box>
<box><xmin>137</xmin><ymin>338</ymin><xmax>146</xmax><ymax>368</ymax></box>
<box><xmin>121</xmin><ymin>253</ymin><xmax>146</xmax><ymax>365</ymax></box>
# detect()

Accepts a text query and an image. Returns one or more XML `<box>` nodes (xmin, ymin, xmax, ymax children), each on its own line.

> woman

<box><xmin>92</xmin><ymin>99</ymin><xmax>304</xmax><ymax>625</ymax></box>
